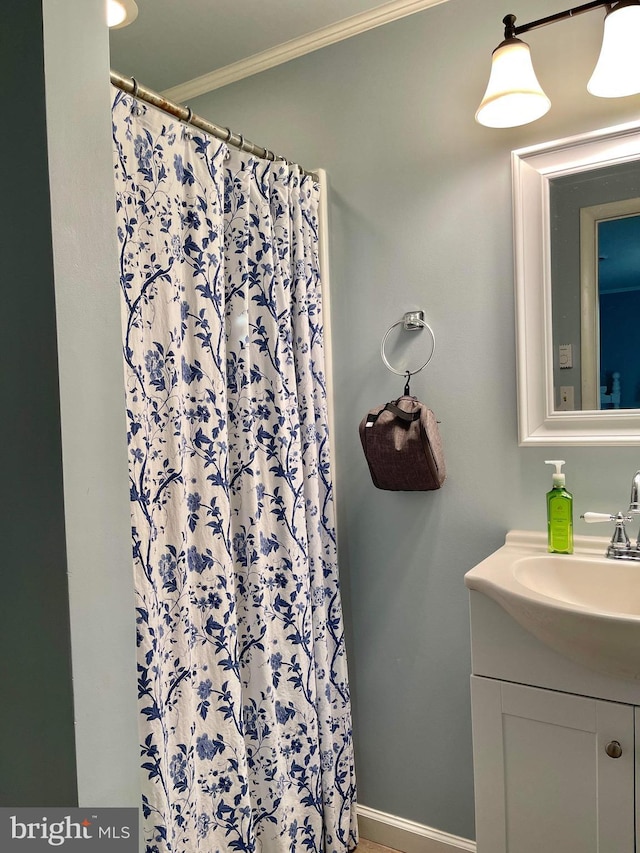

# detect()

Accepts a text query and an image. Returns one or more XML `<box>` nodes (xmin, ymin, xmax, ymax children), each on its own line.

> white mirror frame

<box><xmin>512</xmin><ymin>120</ymin><xmax>640</xmax><ymax>446</ymax></box>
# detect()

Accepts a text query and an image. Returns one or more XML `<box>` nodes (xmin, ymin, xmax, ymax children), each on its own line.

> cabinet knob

<box><xmin>605</xmin><ymin>740</ymin><xmax>622</xmax><ymax>759</ymax></box>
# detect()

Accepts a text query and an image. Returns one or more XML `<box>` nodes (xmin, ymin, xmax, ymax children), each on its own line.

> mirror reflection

<box><xmin>550</xmin><ymin>160</ymin><xmax>640</xmax><ymax>412</ymax></box>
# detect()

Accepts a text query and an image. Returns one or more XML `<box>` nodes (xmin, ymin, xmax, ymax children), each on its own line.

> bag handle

<box><xmin>383</xmin><ymin>402</ymin><xmax>420</xmax><ymax>422</ymax></box>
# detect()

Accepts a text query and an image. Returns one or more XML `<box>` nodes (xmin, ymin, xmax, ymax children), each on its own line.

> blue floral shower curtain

<box><xmin>112</xmin><ymin>89</ymin><xmax>357</xmax><ymax>853</ymax></box>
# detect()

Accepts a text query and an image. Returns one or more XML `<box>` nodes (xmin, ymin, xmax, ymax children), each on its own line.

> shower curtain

<box><xmin>111</xmin><ymin>89</ymin><xmax>357</xmax><ymax>853</ymax></box>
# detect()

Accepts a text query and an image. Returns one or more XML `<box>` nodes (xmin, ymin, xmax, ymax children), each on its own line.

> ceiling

<box><xmin>109</xmin><ymin>0</ymin><xmax>446</xmax><ymax>96</ymax></box>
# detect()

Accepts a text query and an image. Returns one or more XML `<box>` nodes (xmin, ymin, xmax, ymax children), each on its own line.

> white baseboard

<box><xmin>357</xmin><ymin>805</ymin><xmax>476</xmax><ymax>853</ymax></box>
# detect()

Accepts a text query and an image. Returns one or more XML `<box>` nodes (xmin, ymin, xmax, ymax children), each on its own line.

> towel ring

<box><xmin>380</xmin><ymin>313</ymin><xmax>436</xmax><ymax>377</ymax></box>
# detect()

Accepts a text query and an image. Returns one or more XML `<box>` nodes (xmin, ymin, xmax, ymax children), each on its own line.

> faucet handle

<box><xmin>581</xmin><ymin>512</ymin><xmax>617</xmax><ymax>523</ymax></box>
<box><xmin>581</xmin><ymin>511</ymin><xmax>633</xmax><ymax>524</ymax></box>
<box><xmin>581</xmin><ymin>511</ymin><xmax>634</xmax><ymax>558</ymax></box>
<box><xmin>581</xmin><ymin>510</ymin><xmax>640</xmax><ymax>560</ymax></box>
<box><xmin>629</xmin><ymin>470</ymin><xmax>640</xmax><ymax>513</ymax></box>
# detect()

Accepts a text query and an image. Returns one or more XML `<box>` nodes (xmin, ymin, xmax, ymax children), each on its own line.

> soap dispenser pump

<box><xmin>545</xmin><ymin>460</ymin><xmax>573</xmax><ymax>554</ymax></box>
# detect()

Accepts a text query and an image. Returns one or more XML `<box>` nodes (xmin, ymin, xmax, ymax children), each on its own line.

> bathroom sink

<box><xmin>465</xmin><ymin>530</ymin><xmax>640</xmax><ymax>681</ymax></box>
<box><xmin>514</xmin><ymin>554</ymin><xmax>640</xmax><ymax>614</ymax></box>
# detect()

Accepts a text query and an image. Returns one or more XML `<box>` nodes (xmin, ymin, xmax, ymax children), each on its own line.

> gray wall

<box><xmin>11</xmin><ymin>0</ymin><xmax>640</xmax><ymax>840</ymax></box>
<box><xmin>0</xmin><ymin>0</ymin><xmax>77</xmax><ymax>806</ymax></box>
<box><xmin>0</xmin><ymin>0</ymin><xmax>140</xmax><ymax>812</ymax></box>
<box><xmin>187</xmin><ymin>0</ymin><xmax>640</xmax><ymax>839</ymax></box>
<box><xmin>43</xmin><ymin>0</ymin><xmax>140</xmax><ymax>807</ymax></box>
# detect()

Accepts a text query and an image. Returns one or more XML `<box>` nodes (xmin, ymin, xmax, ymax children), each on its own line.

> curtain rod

<box><xmin>110</xmin><ymin>70</ymin><xmax>318</xmax><ymax>181</ymax></box>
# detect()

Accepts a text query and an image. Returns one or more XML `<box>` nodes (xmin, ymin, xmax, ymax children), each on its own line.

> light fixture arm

<box><xmin>477</xmin><ymin>0</ymin><xmax>640</xmax><ymax>127</ymax></box>
<box><xmin>503</xmin><ymin>1</ymin><xmax>614</xmax><ymax>39</ymax></box>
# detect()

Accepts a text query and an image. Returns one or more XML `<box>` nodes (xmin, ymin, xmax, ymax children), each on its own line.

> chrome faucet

<box><xmin>629</xmin><ymin>469</ymin><xmax>640</xmax><ymax>514</ymax></box>
<box><xmin>581</xmin><ymin>469</ymin><xmax>640</xmax><ymax>560</ymax></box>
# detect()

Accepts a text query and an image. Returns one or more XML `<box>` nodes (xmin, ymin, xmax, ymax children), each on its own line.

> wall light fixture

<box><xmin>476</xmin><ymin>0</ymin><xmax>640</xmax><ymax>128</ymax></box>
<box><xmin>107</xmin><ymin>0</ymin><xmax>138</xmax><ymax>29</ymax></box>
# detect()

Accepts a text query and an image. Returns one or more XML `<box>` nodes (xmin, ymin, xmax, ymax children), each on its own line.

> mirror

<box><xmin>512</xmin><ymin>120</ymin><xmax>640</xmax><ymax>445</ymax></box>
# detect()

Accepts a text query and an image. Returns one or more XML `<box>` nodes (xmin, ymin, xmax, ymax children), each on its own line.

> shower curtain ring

<box><xmin>131</xmin><ymin>77</ymin><xmax>139</xmax><ymax>97</ymax></box>
<box><xmin>224</xmin><ymin>127</ymin><xmax>233</xmax><ymax>142</ymax></box>
<box><xmin>238</xmin><ymin>134</ymin><xmax>245</xmax><ymax>151</ymax></box>
<box><xmin>184</xmin><ymin>107</ymin><xmax>193</xmax><ymax>124</ymax></box>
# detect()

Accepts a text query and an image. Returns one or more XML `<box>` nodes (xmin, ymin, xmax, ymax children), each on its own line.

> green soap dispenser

<box><xmin>545</xmin><ymin>460</ymin><xmax>573</xmax><ymax>554</ymax></box>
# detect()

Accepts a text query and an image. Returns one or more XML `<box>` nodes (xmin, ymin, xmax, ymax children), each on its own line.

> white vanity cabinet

<box><xmin>466</xmin><ymin>535</ymin><xmax>640</xmax><ymax>853</ymax></box>
<box><xmin>471</xmin><ymin>676</ymin><xmax>635</xmax><ymax>852</ymax></box>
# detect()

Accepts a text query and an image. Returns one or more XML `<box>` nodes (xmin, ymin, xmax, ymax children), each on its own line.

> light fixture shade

<box><xmin>475</xmin><ymin>37</ymin><xmax>551</xmax><ymax>128</ymax></box>
<box><xmin>587</xmin><ymin>2</ymin><xmax>640</xmax><ymax>98</ymax></box>
<box><xmin>107</xmin><ymin>0</ymin><xmax>138</xmax><ymax>29</ymax></box>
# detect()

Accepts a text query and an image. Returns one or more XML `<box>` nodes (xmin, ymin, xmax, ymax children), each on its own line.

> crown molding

<box><xmin>162</xmin><ymin>0</ymin><xmax>450</xmax><ymax>103</ymax></box>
